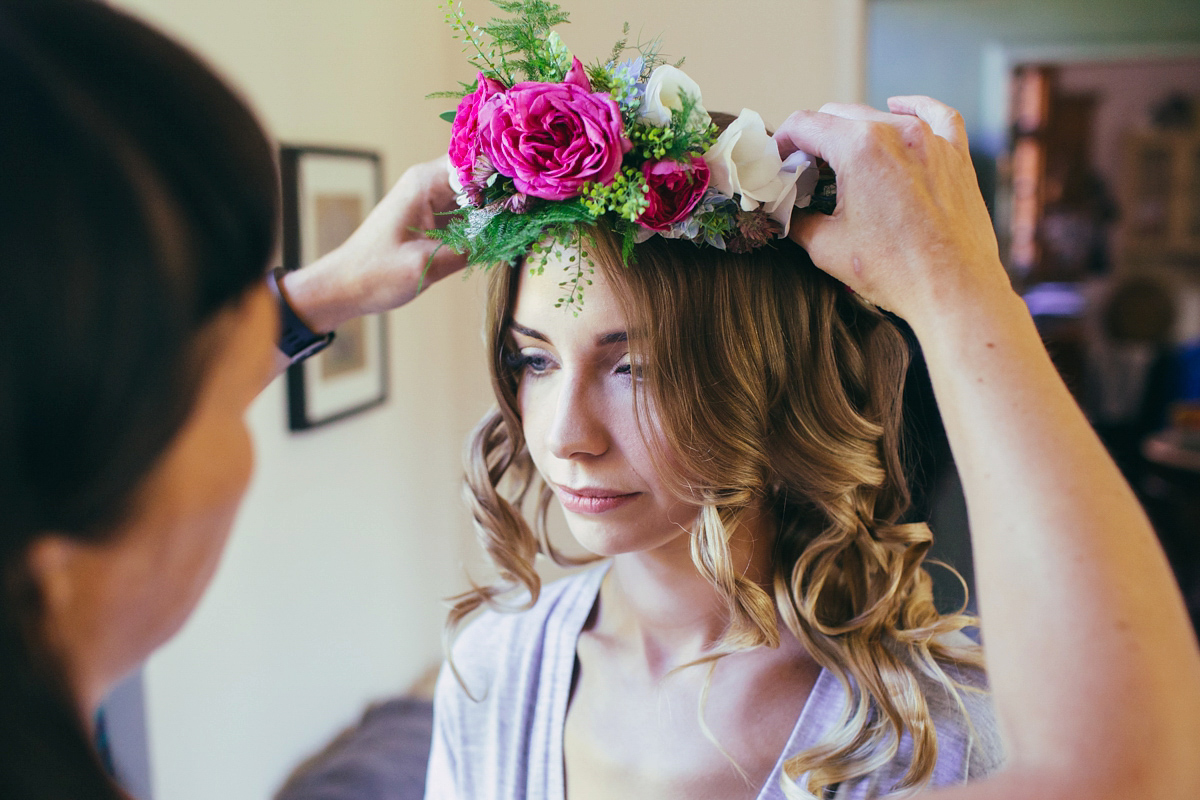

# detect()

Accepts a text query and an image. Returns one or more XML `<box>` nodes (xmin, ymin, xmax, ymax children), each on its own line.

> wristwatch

<box><xmin>267</xmin><ymin>266</ymin><xmax>335</xmax><ymax>363</ymax></box>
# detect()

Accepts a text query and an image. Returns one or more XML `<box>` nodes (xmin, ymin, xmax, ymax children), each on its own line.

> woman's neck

<box><xmin>594</xmin><ymin>505</ymin><xmax>776</xmax><ymax>676</ymax></box>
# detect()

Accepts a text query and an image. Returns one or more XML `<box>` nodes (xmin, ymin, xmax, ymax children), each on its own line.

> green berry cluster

<box><xmin>627</xmin><ymin>118</ymin><xmax>718</xmax><ymax>163</ymax></box>
<box><xmin>605</xmin><ymin>69</ymin><xmax>640</xmax><ymax>111</ymax></box>
<box><xmin>629</xmin><ymin>124</ymin><xmax>676</xmax><ymax>160</ymax></box>
<box><xmin>581</xmin><ymin>166</ymin><xmax>650</xmax><ymax>223</ymax></box>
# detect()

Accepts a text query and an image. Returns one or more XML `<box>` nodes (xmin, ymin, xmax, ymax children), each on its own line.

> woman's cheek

<box><xmin>517</xmin><ymin>377</ymin><xmax>550</xmax><ymax>464</ymax></box>
<box><xmin>221</xmin><ymin>419</ymin><xmax>256</xmax><ymax>503</ymax></box>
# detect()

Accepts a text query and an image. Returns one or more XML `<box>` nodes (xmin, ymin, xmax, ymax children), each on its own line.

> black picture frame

<box><xmin>279</xmin><ymin>145</ymin><xmax>388</xmax><ymax>431</ymax></box>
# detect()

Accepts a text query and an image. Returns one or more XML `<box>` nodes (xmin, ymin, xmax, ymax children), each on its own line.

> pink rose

<box><xmin>448</xmin><ymin>73</ymin><xmax>506</xmax><ymax>187</ymax></box>
<box><xmin>477</xmin><ymin>58</ymin><xmax>630</xmax><ymax>201</ymax></box>
<box><xmin>638</xmin><ymin>156</ymin><xmax>710</xmax><ymax>232</ymax></box>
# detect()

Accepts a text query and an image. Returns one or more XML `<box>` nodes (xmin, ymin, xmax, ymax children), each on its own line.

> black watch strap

<box><xmin>267</xmin><ymin>267</ymin><xmax>335</xmax><ymax>363</ymax></box>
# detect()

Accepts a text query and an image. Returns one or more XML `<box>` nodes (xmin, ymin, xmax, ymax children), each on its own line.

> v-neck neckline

<box><xmin>548</xmin><ymin>561</ymin><xmax>840</xmax><ymax>800</ymax></box>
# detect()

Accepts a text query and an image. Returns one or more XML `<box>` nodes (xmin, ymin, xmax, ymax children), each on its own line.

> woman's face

<box><xmin>511</xmin><ymin>251</ymin><xmax>699</xmax><ymax>556</ymax></box>
<box><xmin>33</xmin><ymin>286</ymin><xmax>278</xmax><ymax>711</ymax></box>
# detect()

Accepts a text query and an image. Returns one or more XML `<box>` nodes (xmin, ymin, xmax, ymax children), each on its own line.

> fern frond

<box><xmin>430</xmin><ymin>201</ymin><xmax>597</xmax><ymax>270</ymax></box>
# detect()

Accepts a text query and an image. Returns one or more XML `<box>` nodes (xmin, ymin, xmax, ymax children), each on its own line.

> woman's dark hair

<box><xmin>0</xmin><ymin>0</ymin><xmax>279</xmax><ymax>795</ymax></box>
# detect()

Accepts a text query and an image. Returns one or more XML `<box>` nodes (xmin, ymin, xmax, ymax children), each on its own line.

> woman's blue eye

<box><xmin>615</xmin><ymin>361</ymin><xmax>643</xmax><ymax>379</ymax></box>
<box><xmin>505</xmin><ymin>351</ymin><xmax>551</xmax><ymax>375</ymax></box>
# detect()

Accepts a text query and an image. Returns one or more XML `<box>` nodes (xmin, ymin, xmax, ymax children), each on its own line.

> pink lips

<box><xmin>552</xmin><ymin>483</ymin><xmax>640</xmax><ymax>514</ymax></box>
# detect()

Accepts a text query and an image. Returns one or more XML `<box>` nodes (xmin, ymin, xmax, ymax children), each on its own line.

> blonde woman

<box><xmin>423</xmin><ymin>97</ymin><xmax>1200</xmax><ymax>800</ymax></box>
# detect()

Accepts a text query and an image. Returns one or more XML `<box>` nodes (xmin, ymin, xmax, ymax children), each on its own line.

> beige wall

<box><xmin>110</xmin><ymin>1</ymin><xmax>864</xmax><ymax>798</ymax></box>
<box><xmin>561</xmin><ymin>0</ymin><xmax>865</xmax><ymax>126</ymax></box>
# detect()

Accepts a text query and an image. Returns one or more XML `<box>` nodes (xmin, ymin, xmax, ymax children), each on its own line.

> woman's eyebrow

<box><xmin>510</xmin><ymin>322</ymin><xmax>549</xmax><ymax>342</ymax></box>
<box><xmin>509</xmin><ymin>324</ymin><xmax>627</xmax><ymax>346</ymax></box>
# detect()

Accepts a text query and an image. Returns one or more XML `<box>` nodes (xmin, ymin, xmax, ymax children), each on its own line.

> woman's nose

<box><xmin>546</xmin><ymin>371</ymin><xmax>609</xmax><ymax>460</ymax></box>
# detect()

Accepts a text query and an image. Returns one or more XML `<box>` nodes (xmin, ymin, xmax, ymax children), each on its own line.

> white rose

<box><xmin>637</xmin><ymin>65</ymin><xmax>711</xmax><ymax>131</ymax></box>
<box><xmin>703</xmin><ymin>108</ymin><xmax>818</xmax><ymax>236</ymax></box>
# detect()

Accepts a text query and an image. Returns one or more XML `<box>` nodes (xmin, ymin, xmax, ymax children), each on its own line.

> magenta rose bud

<box><xmin>477</xmin><ymin>60</ymin><xmax>631</xmax><ymax>202</ymax></box>
<box><xmin>562</xmin><ymin>55</ymin><xmax>591</xmax><ymax>91</ymax></box>
<box><xmin>448</xmin><ymin>73</ymin><xmax>506</xmax><ymax>187</ymax></box>
<box><xmin>638</xmin><ymin>156</ymin><xmax>711</xmax><ymax>232</ymax></box>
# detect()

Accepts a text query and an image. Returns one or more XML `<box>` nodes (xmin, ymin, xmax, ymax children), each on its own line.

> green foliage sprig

<box><xmin>430</xmin><ymin>199</ymin><xmax>602</xmax><ymax>312</ymax></box>
<box><xmin>530</xmin><ymin>233</ymin><xmax>595</xmax><ymax>316</ymax></box>
<box><xmin>438</xmin><ymin>0</ymin><xmax>571</xmax><ymax>90</ymax></box>
<box><xmin>431</xmin><ymin>200</ymin><xmax>597</xmax><ymax>269</ymax></box>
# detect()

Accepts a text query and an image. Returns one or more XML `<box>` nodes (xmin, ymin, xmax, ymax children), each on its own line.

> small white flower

<box><xmin>637</xmin><ymin>65</ymin><xmax>711</xmax><ymax>131</ymax></box>
<box><xmin>703</xmin><ymin>108</ymin><xmax>818</xmax><ymax>236</ymax></box>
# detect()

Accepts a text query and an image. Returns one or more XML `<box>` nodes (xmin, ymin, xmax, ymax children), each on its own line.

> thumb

<box><xmin>789</xmin><ymin>208</ymin><xmax>845</xmax><ymax>280</ymax></box>
<box><xmin>416</xmin><ymin>239</ymin><xmax>468</xmax><ymax>290</ymax></box>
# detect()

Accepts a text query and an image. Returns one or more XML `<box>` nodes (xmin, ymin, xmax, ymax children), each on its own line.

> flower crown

<box><xmin>430</xmin><ymin>1</ymin><xmax>835</xmax><ymax>311</ymax></box>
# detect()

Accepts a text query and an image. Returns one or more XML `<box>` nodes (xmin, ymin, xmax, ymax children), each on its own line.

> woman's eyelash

<box><xmin>615</xmin><ymin>360</ymin><xmax>643</xmax><ymax>378</ymax></box>
<box><xmin>504</xmin><ymin>350</ymin><xmax>552</xmax><ymax>374</ymax></box>
<box><xmin>504</xmin><ymin>350</ymin><xmax>640</xmax><ymax>378</ymax></box>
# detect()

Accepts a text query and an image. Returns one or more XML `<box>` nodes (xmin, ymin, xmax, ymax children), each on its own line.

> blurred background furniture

<box><xmin>868</xmin><ymin>0</ymin><xmax>1200</xmax><ymax>637</ymax></box>
<box><xmin>273</xmin><ymin>698</ymin><xmax>434</xmax><ymax>800</ymax></box>
<box><xmin>274</xmin><ymin>669</ymin><xmax>438</xmax><ymax>800</ymax></box>
<box><xmin>1142</xmin><ymin>407</ymin><xmax>1200</xmax><ymax>634</ymax></box>
<box><xmin>1122</xmin><ymin>117</ymin><xmax>1200</xmax><ymax>265</ymax></box>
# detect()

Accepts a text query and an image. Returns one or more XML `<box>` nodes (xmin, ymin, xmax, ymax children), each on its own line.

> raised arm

<box><xmin>266</xmin><ymin>156</ymin><xmax>467</xmax><ymax>381</ymax></box>
<box><xmin>775</xmin><ymin>97</ymin><xmax>1200</xmax><ymax>800</ymax></box>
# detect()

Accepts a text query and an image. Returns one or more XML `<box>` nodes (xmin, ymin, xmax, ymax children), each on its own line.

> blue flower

<box><xmin>610</xmin><ymin>57</ymin><xmax>646</xmax><ymax>112</ymax></box>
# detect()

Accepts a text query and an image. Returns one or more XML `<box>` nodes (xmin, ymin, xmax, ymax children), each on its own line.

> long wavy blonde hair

<box><xmin>452</xmin><ymin>202</ymin><xmax>984</xmax><ymax>796</ymax></box>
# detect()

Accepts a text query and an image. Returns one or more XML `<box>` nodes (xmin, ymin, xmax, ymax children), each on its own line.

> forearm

<box><xmin>263</xmin><ymin>247</ymin><xmax>362</xmax><ymax>384</ymax></box>
<box><xmin>263</xmin><ymin>242</ymin><xmax>425</xmax><ymax>384</ymax></box>
<box><xmin>263</xmin><ymin>258</ymin><xmax>348</xmax><ymax>385</ymax></box>
<box><xmin>913</xmin><ymin>281</ymin><xmax>1200</xmax><ymax>796</ymax></box>
<box><xmin>278</xmin><ymin>247</ymin><xmax>364</xmax><ymax>337</ymax></box>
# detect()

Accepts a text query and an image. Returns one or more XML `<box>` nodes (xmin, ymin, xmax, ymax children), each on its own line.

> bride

<box><xmin>423</xmin><ymin>7</ymin><xmax>1200</xmax><ymax>799</ymax></box>
<box><xmin>430</xmin><ymin>191</ymin><xmax>1001</xmax><ymax>800</ymax></box>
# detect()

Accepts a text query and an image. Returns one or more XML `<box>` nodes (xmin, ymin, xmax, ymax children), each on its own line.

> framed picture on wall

<box><xmin>280</xmin><ymin>146</ymin><xmax>388</xmax><ymax>431</ymax></box>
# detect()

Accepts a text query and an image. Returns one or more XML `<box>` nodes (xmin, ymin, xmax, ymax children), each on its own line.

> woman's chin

<box><xmin>563</xmin><ymin>515</ymin><xmax>688</xmax><ymax>558</ymax></box>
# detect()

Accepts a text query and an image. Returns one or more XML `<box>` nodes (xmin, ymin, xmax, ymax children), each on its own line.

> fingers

<box><xmin>384</xmin><ymin>157</ymin><xmax>460</xmax><ymax>227</ymax></box>
<box><xmin>413</xmin><ymin>237</ymin><xmax>469</xmax><ymax>291</ymax></box>
<box><xmin>773</xmin><ymin>109</ymin><xmax>861</xmax><ymax>170</ymax></box>
<box><xmin>787</xmin><ymin>204</ymin><xmax>829</xmax><ymax>252</ymax></box>
<box><xmin>775</xmin><ymin>102</ymin><xmax>938</xmax><ymax>171</ymax></box>
<box><xmin>427</xmin><ymin>158</ymin><xmax>464</xmax><ymax>212</ymax></box>
<box><xmin>887</xmin><ymin>95</ymin><xmax>970</xmax><ymax>159</ymax></box>
<box><xmin>430</xmin><ymin>240</ymin><xmax>468</xmax><ymax>275</ymax></box>
<box><xmin>788</xmin><ymin>207</ymin><xmax>844</xmax><ymax>276</ymax></box>
<box><xmin>816</xmin><ymin>101</ymin><xmax>893</xmax><ymax>123</ymax></box>
<box><xmin>812</xmin><ymin>98</ymin><xmax>971</xmax><ymax>163</ymax></box>
<box><xmin>406</xmin><ymin>156</ymin><xmax>454</xmax><ymax>204</ymax></box>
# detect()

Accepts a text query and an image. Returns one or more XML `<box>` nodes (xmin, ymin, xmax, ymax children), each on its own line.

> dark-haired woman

<box><xmin>0</xmin><ymin>0</ymin><xmax>464</xmax><ymax>796</ymax></box>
